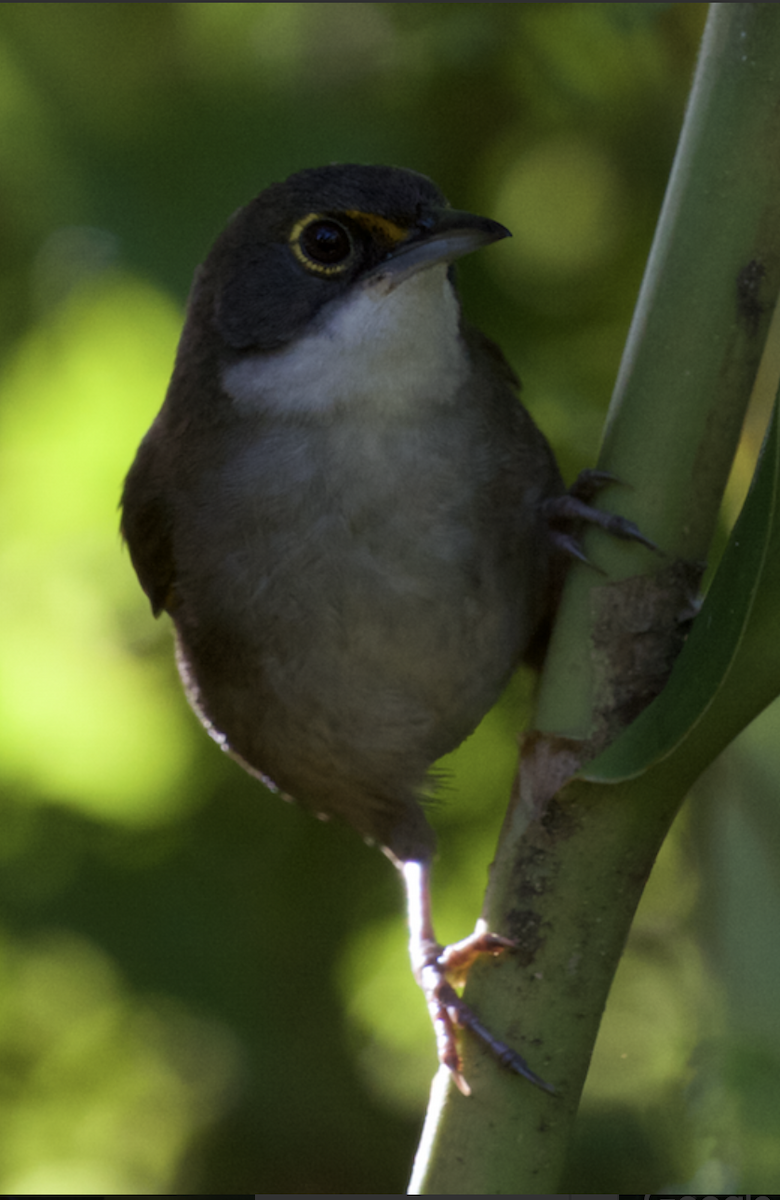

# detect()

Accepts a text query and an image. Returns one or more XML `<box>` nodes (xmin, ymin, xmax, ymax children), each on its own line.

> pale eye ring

<box><xmin>290</xmin><ymin>215</ymin><xmax>355</xmax><ymax>275</ymax></box>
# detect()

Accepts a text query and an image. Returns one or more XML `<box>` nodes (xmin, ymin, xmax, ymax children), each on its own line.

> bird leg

<box><xmin>401</xmin><ymin>861</ymin><xmax>555</xmax><ymax>1096</ymax></box>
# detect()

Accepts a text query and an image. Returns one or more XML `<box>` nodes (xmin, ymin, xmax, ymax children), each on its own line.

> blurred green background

<box><xmin>1</xmin><ymin>3</ymin><xmax>779</xmax><ymax>1194</ymax></box>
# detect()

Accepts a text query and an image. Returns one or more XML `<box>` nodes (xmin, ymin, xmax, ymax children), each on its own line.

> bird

<box><xmin>121</xmin><ymin>163</ymin><xmax>645</xmax><ymax>1096</ymax></box>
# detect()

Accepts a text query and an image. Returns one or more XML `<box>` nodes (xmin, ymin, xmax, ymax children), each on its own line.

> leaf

<box><xmin>583</xmin><ymin>391</ymin><xmax>780</xmax><ymax>782</ymax></box>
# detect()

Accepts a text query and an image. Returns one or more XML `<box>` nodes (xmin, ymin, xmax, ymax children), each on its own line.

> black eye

<box><xmin>300</xmin><ymin>219</ymin><xmax>352</xmax><ymax>265</ymax></box>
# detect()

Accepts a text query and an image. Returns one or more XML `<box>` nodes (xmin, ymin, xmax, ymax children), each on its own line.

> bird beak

<box><xmin>364</xmin><ymin>209</ymin><xmax>511</xmax><ymax>292</ymax></box>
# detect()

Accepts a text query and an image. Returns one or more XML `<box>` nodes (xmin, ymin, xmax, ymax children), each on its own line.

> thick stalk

<box><xmin>410</xmin><ymin>5</ymin><xmax>780</xmax><ymax>1193</ymax></box>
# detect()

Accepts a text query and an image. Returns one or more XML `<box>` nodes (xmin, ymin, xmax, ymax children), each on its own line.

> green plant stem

<box><xmin>535</xmin><ymin>0</ymin><xmax>780</xmax><ymax>741</ymax></box>
<box><xmin>410</xmin><ymin>4</ymin><xmax>780</xmax><ymax>1193</ymax></box>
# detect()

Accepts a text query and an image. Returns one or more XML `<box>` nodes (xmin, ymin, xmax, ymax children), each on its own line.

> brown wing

<box><xmin>120</xmin><ymin>431</ymin><xmax>177</xmax><ymax>618</ymax></box>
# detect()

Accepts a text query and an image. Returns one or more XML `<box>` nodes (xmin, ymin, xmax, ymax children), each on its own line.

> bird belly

<box><xmin>171</xmin><ymin>418</ymin><xmax>535</xmax><ymax>855</ymax></box>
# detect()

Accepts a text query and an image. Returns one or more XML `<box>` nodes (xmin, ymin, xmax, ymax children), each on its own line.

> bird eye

<box><xmin>291</xmin><ymin>216</ymin><xmax>354</xmax><ymax>275</ymax></box>
<box><xmin>300</xmin><ymin>220</ymin><xmax>351</xmax><ymax>263</ymax></box>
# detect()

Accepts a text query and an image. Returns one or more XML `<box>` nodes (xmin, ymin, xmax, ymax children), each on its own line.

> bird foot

<box><xmin>414</xmin><ymin>932</ymin><xmax>556</xmax><ymax>1096</ymax></box>
<box><xmin>542</xmin><ymin>468</ymin><xmax>657</xmax><ymax>564</ymax></box>
<box><xmin>402</xmin><ymin>862</ymin><xmax>554</xmax><ymax>1097</ymax></box>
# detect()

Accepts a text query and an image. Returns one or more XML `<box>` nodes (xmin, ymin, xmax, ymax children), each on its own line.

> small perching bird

<box><xmin>122</xmin><ymin>164</ymin><xmax>647</xmax><ymax>1094</ymax></box>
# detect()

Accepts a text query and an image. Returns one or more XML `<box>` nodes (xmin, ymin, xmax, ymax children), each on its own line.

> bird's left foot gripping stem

<box><xmin>543</xmin><ymin>468</ymin><xmax>657</xmax><ymax>564</ymax></box>
<box><xmin>402</xmin><ymin>861</ymin><xmax>555</xmax><ymax>1097</ymax></box>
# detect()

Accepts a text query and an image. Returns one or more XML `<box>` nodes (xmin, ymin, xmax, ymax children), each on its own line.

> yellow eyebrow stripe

<box><xmin>343</xmin><ymin>210</ymin><xmax>411</xmax><ymax>246</ymax></box>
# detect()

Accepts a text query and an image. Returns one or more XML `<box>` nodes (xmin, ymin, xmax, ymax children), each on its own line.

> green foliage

<box><xmin>5</xmin><ymin>3</ymin><xmax>777</xmax><ymax>1194</ymax></box>
<box><xmin>587</xmin><ymin>396</ymin><xmax>780</xmax><ymax>783</ymax></box>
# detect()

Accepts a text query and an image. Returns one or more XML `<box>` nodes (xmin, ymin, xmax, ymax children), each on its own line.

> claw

<box><xmin>567</xmin><ymin>467</ymin><xmax>619</xmax><ymax>503</ymax></box>
<box><xmin>546</xmin><ymin>528</ymin><xmax>595</xmax><ymax>566</ymax></box>
<box><xmin>438</xmin><ymin>929</ymin><xmax>516</xmax><ymax>984</ymax></box>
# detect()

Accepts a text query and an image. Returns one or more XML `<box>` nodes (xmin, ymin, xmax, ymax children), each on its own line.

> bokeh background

<box><xmin>1</xmin><ymin>3</ymin><xmax>779</xmax><ymax>1194</ymax></box>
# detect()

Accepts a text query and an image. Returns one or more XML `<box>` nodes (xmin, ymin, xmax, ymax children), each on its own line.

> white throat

<box><xmin>222</xmin><ymin>264</ymin><xmax>468</xmax><ymax>418</ymax></box>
